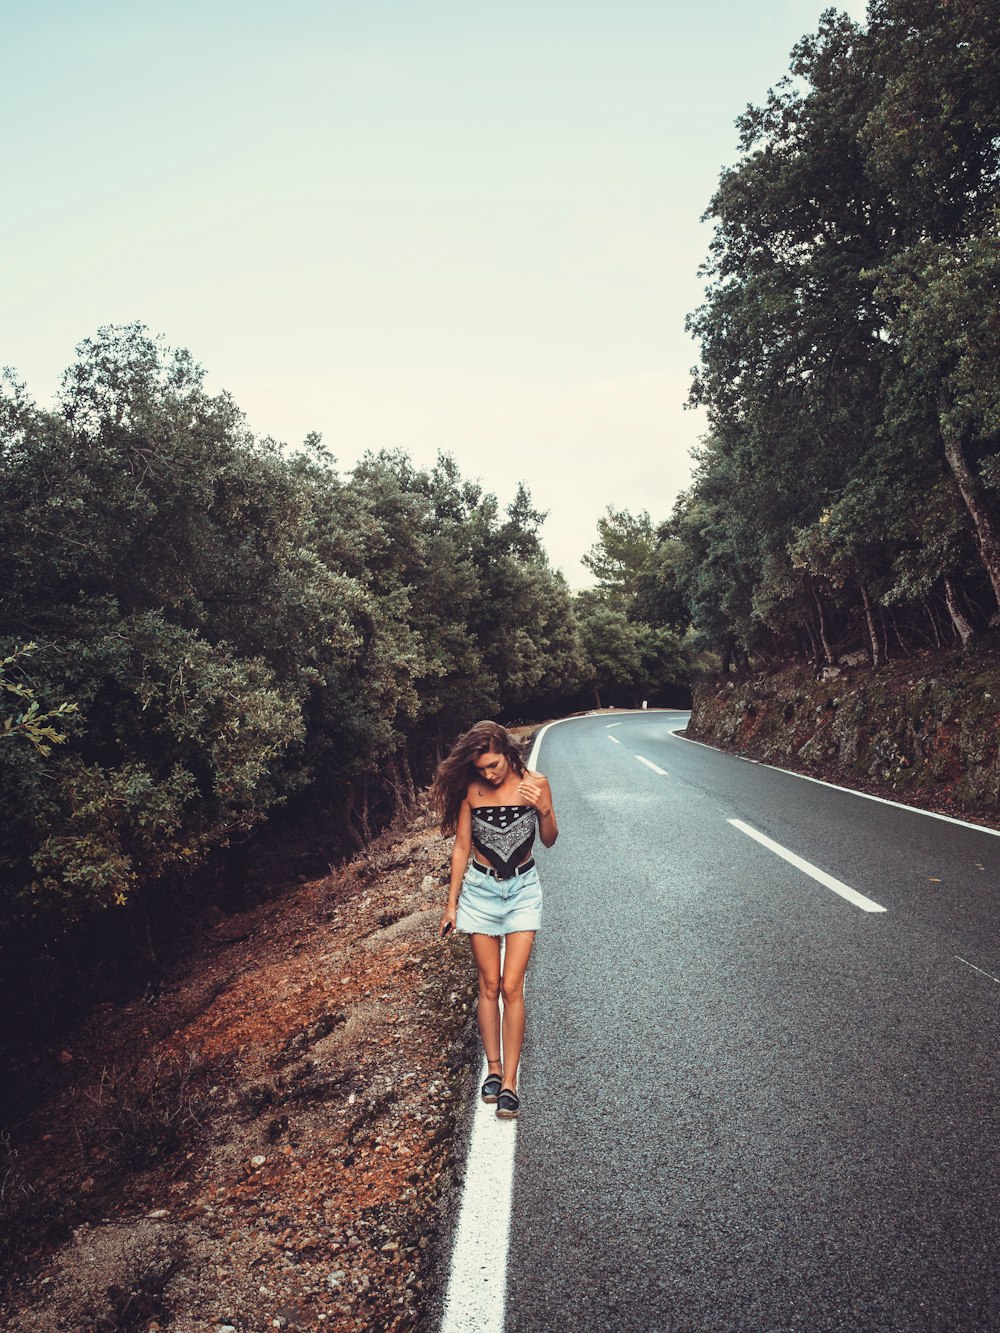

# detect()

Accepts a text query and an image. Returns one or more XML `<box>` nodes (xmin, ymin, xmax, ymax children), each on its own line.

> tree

<box><xmin>679</xmin><ymin>0</ymin><xmax>1000</xmax><ymax>661</ymax></box>
<box><xmin>874</xmin><ymin>229</ymin><xmax>1000</xmax><ymax>614</ymax></box>
<box><xmin>582</xmin><ymin>507</ymin><xmax>658</xmax><ymax>600</ymax></box>
<box><xmin>0</xmin><ymin>324</ymin><xmax>594</xmax><ymax>1034</ymax></box>
<box><xmin>575</xmin><ymin>592</ymin><xmax>646</xmax><ymax>708</ymax></box>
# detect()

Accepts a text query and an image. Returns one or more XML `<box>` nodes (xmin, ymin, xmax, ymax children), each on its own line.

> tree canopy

<box><xmin>673</xmin><ymin>0</ymin><xmax>1000</xmax><ymax>668</ymax></box>
<box><xmin>1</xmin><ymin>325</ymin><xmax>688</xmax><ymax>1027</ymax></box>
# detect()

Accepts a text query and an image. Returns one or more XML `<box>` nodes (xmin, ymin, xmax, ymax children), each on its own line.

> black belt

<box><xmin>472</xmin><ymin>857</ymin><xmax>535</xmax><ymax>882</ymax></box>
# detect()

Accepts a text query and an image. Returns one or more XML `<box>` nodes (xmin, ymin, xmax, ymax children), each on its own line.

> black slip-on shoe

<box><xmin>481</xmin><ymin>1073</ymin><xmax>502</xmax><ymax>1104</ymax></box>
<box><xmin>495</xmin><ymin>1087</ymin><xmax>520</xmax><ymax>1119</ymax></box>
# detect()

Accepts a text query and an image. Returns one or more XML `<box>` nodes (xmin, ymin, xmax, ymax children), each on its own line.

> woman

<box><xmin>434</xmin><ymin>720</ymin><xmax>558</xmax><ymax>1120</ymax></box>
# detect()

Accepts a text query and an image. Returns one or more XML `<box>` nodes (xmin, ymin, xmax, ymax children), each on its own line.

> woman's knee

<box><xmin>479</xmin><ymin>975</ymin><xmax>501</xmax><ymax>1003</ymax></box>
<box><xmin>500</xmin><ymin>974</ymin><xmax>525</xmax><ymax>1005</ymax></box>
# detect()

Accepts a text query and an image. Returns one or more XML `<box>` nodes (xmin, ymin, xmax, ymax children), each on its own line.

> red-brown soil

<box><xmin>1</xmin><ymin>802</ymin><xmax>479</xmax><ymax>1332</ymax></box>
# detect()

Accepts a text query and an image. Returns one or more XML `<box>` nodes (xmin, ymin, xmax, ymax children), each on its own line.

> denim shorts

<box><xmin>455</xmin><ymin>861</ymin><xmax>542</xmax><ymax>936</ymax></box>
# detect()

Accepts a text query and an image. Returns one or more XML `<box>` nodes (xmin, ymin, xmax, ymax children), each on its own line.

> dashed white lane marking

<box><xmin>605</xmin><ymin>722</ymin><xmax>622</xmax><ymax>728</ymax></box>
<box><xmin>635</xmin><ymin>754</ymin><xmax>668</xmax><ymax>775</ymax></box>
<box><xmin>440</xmin><ymin>715</ymin><xmax>570</xmax><ymax>1332</ymax></box>
<box><xmin>956</xmin><ymin>956</ymin><xmax>1000</xmax><ymax>985</ymax></box>
<box><xmin>728</xmin><ymin>818</ymin><xmax>887</xmax><ymax>914</ymax></box>
<box><xmin>608</xmin><ymin>735</ymin><xmax>622</xmax><ymax>745</ymax></box>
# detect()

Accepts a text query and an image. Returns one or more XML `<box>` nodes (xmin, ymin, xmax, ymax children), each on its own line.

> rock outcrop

<box><xmin>688</xmin><ymin>650</ymin><xmax>1000</xmax><ymax>826</ymax></box>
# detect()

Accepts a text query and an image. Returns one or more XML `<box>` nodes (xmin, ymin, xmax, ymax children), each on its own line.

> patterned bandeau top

<box><xmin>471</xmin><ymin>805</ymin><xmax>537</xmax><ymax>875</ymax></box>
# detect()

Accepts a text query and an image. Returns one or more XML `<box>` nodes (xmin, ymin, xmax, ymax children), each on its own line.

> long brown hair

<box><xmin>431</xmin><ymin>720</ymin><xmax>526</xmax><ymax>834</ymax></box>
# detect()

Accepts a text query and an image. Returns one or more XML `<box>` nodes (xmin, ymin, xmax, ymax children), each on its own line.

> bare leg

<box><xmin>499</xmin><ymin>930</ymin><xmax>536</xmax><ymax>1092</ymax></box>
<box><xmin>470</xmin><ymin>934</ymin><xmax>503</xmax><ymax>1079</ymax></box>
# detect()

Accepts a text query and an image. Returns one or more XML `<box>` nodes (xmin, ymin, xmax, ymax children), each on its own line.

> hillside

<box><xmin>1</xmin><ymin>802</ymin><xmax>478</xmax><ymax>1332</ymax></box>
<box><xmin>687</xmin><ymin>644</ymin><xmax>1000</xmax><ymax>832</ymax></box>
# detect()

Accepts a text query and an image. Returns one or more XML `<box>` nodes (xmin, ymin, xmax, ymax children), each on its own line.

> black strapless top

<box><xmin>471</xmin><ymin>805</ymin><xmax>537</xmax><ymax>875</ymax></box>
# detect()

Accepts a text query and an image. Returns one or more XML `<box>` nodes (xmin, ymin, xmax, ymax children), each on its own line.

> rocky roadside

<box><xmin>688</xmin><ymin>649</ymin><xmax>1000</xmax><ymax>831</ymax></box>
<box><xmin>0</xmin><ymin>799</ymin><xmax>480</xmax><ymax>1333</ymax></box>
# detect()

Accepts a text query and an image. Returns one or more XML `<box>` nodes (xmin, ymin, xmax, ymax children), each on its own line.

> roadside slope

<box><xmin>688</xmin><ymin>648</ymin><xmax>1000</xmax><ymax>831</ymax></box>
<box><xmin>1</xmin><ymin>802</ymin><xmax>477</xmax><ymax>1333</ymax></box>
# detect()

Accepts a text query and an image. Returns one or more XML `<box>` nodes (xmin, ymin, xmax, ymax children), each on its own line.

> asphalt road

<box><xmin>505</xmin><ymin>710</ymin><xmax>1000</xmax><ymax>1332</ymax></box>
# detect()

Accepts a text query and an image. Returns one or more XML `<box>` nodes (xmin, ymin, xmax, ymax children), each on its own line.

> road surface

<box><xmin>499</xmin><ymin>710</ymin><xmax>1000</xmax><ymax>1332</ymax></box>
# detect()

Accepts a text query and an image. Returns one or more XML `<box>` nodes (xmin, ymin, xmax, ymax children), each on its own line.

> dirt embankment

<box><xmin>1</xmin><ymin>802</ymin><xmax>479</xmax><ymax>1333</ymax></box>
<box><xmin>687</xmin><ymin>647</ymin><xmax>1000</xmax><ymax>830</ymax></box>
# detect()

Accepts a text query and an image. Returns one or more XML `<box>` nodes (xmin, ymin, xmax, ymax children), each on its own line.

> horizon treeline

<box><xmin>657</xmin><ymin>0</ymin><xmax>1000</xmax><ymax>671</ymax></box>
<box><xmin>0</xmin><ymin>324</ymin><xmax>684</xmax><ymax>1011</ymax></box>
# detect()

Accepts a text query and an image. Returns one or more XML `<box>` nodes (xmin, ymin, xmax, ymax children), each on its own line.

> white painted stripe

<box><xmin>956</xmin><ymin>955</ymin><xmax>1000</xmax><ymax>985</ymax></box>
<box><xmin>635</xmin><ymin>754</ymin><xmax>668</xmax><ymax>776</ymax></box>
<box><xmin>728</xmin><ymin>818</ymin><xmax>887</xmax><ymax>913</ymax></box>
<box><xmin>605</xmin><ymin>722</ymin><xmax>622</xmax><ymax>728</ymax></box>
<box><xmin>439</xmin><ymin>1093</ymin><xmax>517</xmax><ymax>1333</ymax></box>
<box><xmin>527</xmin><ymin>716</ymin><xmax>562</xmax><ymax>771</ymax></box>
<box><xmin>441</xmin><ymin>714</ymin><xmax>571</xmax><ymax>1332</ymax></box>
<box><xmin>668</xmin><ymin>722</ymin><xmax>1000</xmax><ymax>840</ymax></box>
<box><xmin>608</xmin><ymin>735</ymin><xmax>622</xmax><ymax>745</ymax></box>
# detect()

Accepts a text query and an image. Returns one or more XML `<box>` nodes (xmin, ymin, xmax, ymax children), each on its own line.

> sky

<box><xmin>2</xmin><ymin>0</ymin><xmax>869</xmax><ymax>585</ymax></box>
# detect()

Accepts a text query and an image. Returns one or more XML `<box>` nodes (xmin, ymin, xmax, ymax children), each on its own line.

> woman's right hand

<box><xmin>439</xmin><ymin>905</ymin><xmax>457</xmax><ymax>939</ymax></box>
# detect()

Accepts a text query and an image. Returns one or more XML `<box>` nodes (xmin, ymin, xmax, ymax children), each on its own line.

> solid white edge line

<box><xmin>438</xmin><ymin>1099</ymin><xmax>517</xmax><ymax>1333</ymax></box>
<box><xmin>439</xmin><ymin>713</ymin><xmax>578</xmax><ymax>1333</ymax></box>
<box><xmin>728</xmin><ymin>818</ymin><xmax>887</xmax><ymax>914</ymax></box>
<box><xmin>956</xmin><ymin>955</ymin><xmax>1000</xmax><ymax>985</ymax></box>
<box><xmin>635</xmin><ymin>754</ymin><xmax>668</xmax><ymax>775</ymax></box>
<box><xmin>668</xmin><ymin>721</ymin><xmax>1000</xmax><ymax>841</ymax></box>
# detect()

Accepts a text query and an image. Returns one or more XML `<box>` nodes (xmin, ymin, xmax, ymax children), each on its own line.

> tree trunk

<box><xmin>350</xmin><ymin>775</ymin><xmax>371</xmax><ymax>847</ymax></box>
<box><xmin>593</xmin><ymin>684</ymin><xmax>603</xmax><ymax>708</ymax></box>
<box><xmin>888</xmin><ymin>606</ymin><xmax>909</xmax><ymax>657</ymax></box>
<box><xmin>940</xmin><ymin>408</ymin><xmax>1000</xmax><ymax>613</ymax></box>
<box><xmin>399</xmin><ymin>747</ymin><xmax>417</xmax><ymax>808</ymax></box>
<box><xmin>943</xmin><ymin>574</ymin><xmax>976</xmax><ymax>647</ymax></box>
<box><xmin>383</xmin><ymin>756</ymin><xmax>403</xmax><ymax>820</ymax></box>
<box><xmin>809</xmin><ymin>581</ymin><xmax>835</xmax><ymax>665</ymax></box>
<box><xmin>859</xmin><ymin>580</ymin><xmax>881</xmax><ymax>668</ymax></box>
<box><xmin>923</xmin><ymin>598</ymin><xmax>943</xmax><ymax>649</ymax></box>
<box><xmin>337</xmin><ymin>787</ymin><xmax>365</xmax><ymax>855</ymax></box>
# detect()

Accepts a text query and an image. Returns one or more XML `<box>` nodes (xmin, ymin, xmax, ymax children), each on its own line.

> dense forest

<box><xmin>0</xmin><ymin>326</ymin><xmax>684</xmax><ymax>1025</ymax></box>
<box><xmin>666</xmin><ymin>0</ymin><xmax>1000</xmax><ymax>671</ymax></box>
<box><xmin>3</xmin><ymin>0</ymin><xmax>997</xmax><ymax>1027</ymax></box>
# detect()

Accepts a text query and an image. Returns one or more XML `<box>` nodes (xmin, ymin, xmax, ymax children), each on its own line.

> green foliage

<box><xmin>574</xmin><ymin>502</ymin><xmax>689</xmax><ymax>705</ymax></box>
<box><xmin>1</xmin><ymin>643</ymin><xmax>78</xmax><ymax>754</ymax></box>
<box><xmin>676</xmin><ymin>0</ymin><xmax>1000</xmax><ymax>666</ymax></box>
<box><xmin>0</xmin><ymin>325</ymin><xmax>586</xmax><ymax>947</ymax></box>
<box><xmin>582</xmin><ymin>507</ymin><xmax>657</xmax><ymax>599</ymax></box>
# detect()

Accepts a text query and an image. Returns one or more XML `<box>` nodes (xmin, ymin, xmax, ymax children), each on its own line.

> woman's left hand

<box><xmin>517</xmin><ymin>775</ymin><xmax>551</xmax><ymax>817</ymax></box>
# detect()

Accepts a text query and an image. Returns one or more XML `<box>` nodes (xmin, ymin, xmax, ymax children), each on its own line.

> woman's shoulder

<box><xmin>524</xmin><ymin>768</ymin><xmax>549</xmax><ymax>785</ymax></box>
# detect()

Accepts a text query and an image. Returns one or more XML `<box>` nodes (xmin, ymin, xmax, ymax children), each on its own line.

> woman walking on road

<box><xmin>434</xmin><ymin>721</ymin><xmax>558</xmax><ymax>1120</ymax></box>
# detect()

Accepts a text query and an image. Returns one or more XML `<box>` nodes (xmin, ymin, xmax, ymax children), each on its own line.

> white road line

<box><xmin>728</xmin><ymin>818</ymin><xmax>887</xmax><ymax>914</ymax></box>
<box><xmin>440</xmin><ymin>715</ymin><xmax>569</xmax><ymax>1332</ymax></box>
<box><xmin>669</xmin><ymin>723</ymin><xmax>1000</xmax><ymax>840</ymax></box>
<box><xmin>605</xmin><ymin>722</ymin><xmax>622</xmax><ymax>728</ymax></box>
<box><xmin>956</xmin><ymin>956</ymin><xmax>1000</xmax><ymax>985</ymax></box>
<box><xmin>635</xmin><ymin>754</ymin><xmax>668</xmax><ymax>776</ymax></box>
<box><xmin>608</xmin><ymin>735</ymin><xmax>622</xmax><ymax>745</ymax></box>
<box><xmin>439</xmin><ymin>1098</ymin><xmax>517</xmax><ymax>1333</ymax></box>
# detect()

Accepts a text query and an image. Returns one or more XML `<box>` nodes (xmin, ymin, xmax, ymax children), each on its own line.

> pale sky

<box><xmin>3</xmin><ymin>0</ymin><xmax>868</xmax><ymax>585</ymax></box>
